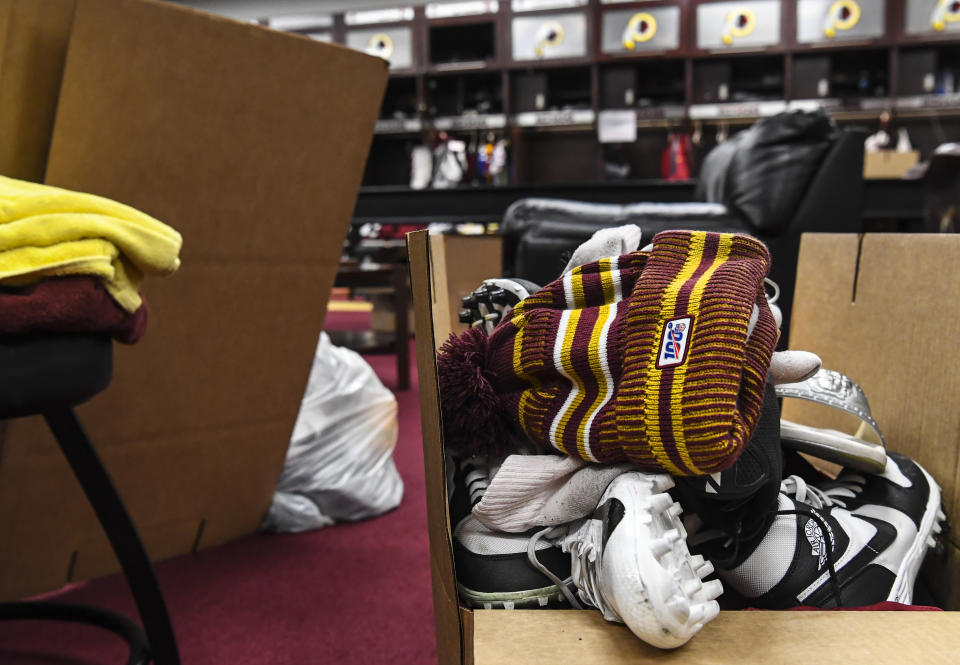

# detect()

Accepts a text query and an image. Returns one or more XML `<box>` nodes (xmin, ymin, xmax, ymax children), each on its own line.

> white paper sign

<box><xmin>597</xmin><ymin>109</ymin><xmax>637</xmax><ymax>144</ymax></box>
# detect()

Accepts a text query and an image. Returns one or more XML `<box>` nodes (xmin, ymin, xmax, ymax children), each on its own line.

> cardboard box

<box><xmin>863</xmin><ymin>150</ymin><xmax>920</xmax><ymax>179</ymax></box>
<box><xmin>427</xmin><ymin>234</ymin><xmax>503</xmax><ymax>351</ymax></box>
<box><xmin>0</xmin><ymin>0</ymin><xmax>75</xmax><ymax>182</ymax></box>
<box><xmin>408</xmin><ymin>229</ymin><xmax>960</xmax><ymax>664</ymax></box>
<box><xmin>0</xmin><ymin>0</ymin><xmax>387</xmax><ymax>599</ymax></box>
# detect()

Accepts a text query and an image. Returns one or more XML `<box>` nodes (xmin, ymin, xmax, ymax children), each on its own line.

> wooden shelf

<box><xmin>286</xmin><ymin>1</ymin><xmax>960</xmax><ymax>185</ymax></box>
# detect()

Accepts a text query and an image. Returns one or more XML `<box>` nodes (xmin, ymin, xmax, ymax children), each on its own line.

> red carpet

<box><xmin>0</xmin><ymin>316</ymin><xmax>436</xmax><ymax>665</ymax></box>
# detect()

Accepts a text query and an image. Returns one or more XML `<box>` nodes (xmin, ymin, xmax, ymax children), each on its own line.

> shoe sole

<box><xmin>599</xmin><ymin>473</ymin><xmax>721</xmax><ymax>649</ymax></box>
<box><xmin>456</xmin><ymin>579</ymin><xmax>572</xmax><ymax>610</ymax></box>
<box><xmin>886</xmin><ymin>461</ymin><xmax>945</xmax><ymax>604</ymax></box>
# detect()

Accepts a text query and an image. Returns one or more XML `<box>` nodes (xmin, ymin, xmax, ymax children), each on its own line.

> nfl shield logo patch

<box><xmin>657</xmin><ymin>316</ymin><xmax>693</xmax><ymax>369</ymax></box>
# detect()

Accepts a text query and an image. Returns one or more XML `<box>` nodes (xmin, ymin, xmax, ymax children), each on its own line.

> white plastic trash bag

<box><xmin>263</xmin><ymin>332</ymin><xmax>404</xmax><ymax>532</ymax></box>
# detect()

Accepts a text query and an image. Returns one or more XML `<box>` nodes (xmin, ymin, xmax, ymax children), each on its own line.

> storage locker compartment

<box><xmin>346</xmin><ymin>27</ymin><xmax>415</xmax><ymax>70</ymax></box>
<box><xmin>511</xmin><ymin>12</ymin><xmax>589</xmax><ymax>61</ymax></box>
<box><xmin>511</xmin><ymin>66</ymin><xmax>592</xmax><ymax>112</ymax></box>
<box><xmin>796</xmin><ymin>0</ymin><xmax>886</xmax><ymax>44</ymax></box>
<box><xmin>599</xmin><ymin>60</ymin><xmax>685</xmax><ymax>109</ymax></box>
<box><xmin>514</xmin><ymin>131</ymin><xmax>601</xmax><ymax>183</ymax></box>
<box><xmin>899</xmin><ymin>44</ymin><xmax>960</xmax><ymax>96</ymax></box>
<box><xmin>696</xmin><ymin>1</ymin><xmax>781</xmax><ymax>50</ymax></box>
<box><xmin>429</xmin><ymin>21</ymin><xmax>497</xmax><ymax>66</ymax></box>
<box><xmin>362</xmin><ymin>136</ymin><xmax>418</xmax><ymax>186</ymax></box>
<box><xmin>427</xmin><ymin>72</ymin><xmax>504</xmax><ymax>116</ymax></box>
<box><xmin>792</xmin><ymin>49</ymin><xmax>888</xmax><ymax>99</ymax></box>
<box><xmin>600</xmin><ymin>5</ymin><xmax>681</xmax><ymax>54</ymax></box>
<box><xmin>693</xmin><ymin>55</ymin><xmax>783</xmax><ymax>103</ymax></box>
<box><xmin>380</xmin><ymin>77</ymin><xmax>420</xmax><ymax>119</ymax></box>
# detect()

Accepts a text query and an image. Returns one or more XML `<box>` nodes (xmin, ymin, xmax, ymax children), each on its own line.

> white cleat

<box><xmin>561</xmin><ymin>472</ymin><xmax>723</xmax><ymax>650</ymax></box>
<box><xmin>696</xmin><ymin>560</ymin><xmax>715</xmax><ymax>579</ymax></box>
<box><xmin>649</xmin><ymin>493</ymin><xmax>673</xmax><ymax>513</ymax></box>
<box><xmin>701</xmin><ymin>580</ymin><xmax>724</xmax><ymax>601</ymax></box>
<box><xmin>651</xmin><ymin>474</ymin><xmax>676</xmax><ymax>493</ymax></box>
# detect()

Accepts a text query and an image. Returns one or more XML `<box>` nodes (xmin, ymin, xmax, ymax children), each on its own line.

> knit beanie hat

<box><xmin>438</xmin><ymin>230</ymin><xmax>779</xmax><ymax>476</ymax></box>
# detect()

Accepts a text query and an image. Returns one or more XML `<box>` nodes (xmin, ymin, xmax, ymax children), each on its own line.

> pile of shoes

<box><xmin>438</xmin><ymin>227</ymin><xmax>950</xmax><ymax>650</ymax></box>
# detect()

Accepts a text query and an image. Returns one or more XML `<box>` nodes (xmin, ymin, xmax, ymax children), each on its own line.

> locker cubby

<box><xmin>511</xmin><ymin>66</ymin><xmax>592</xmax><ymax>113</ymax></box>
<box><xmin>429</xmin><ymin>22</ymin><xmax>497</xmax><ymax>67</ymax></box>
<box><xmin>599</xmin><ymin>60</ymin><xmax>686</xmax><ymax>109</ymax></box>
<box><xmin>792</xmin><ymin>49</ymin><xmax>888</xmax><ymax>100</ymax></box>
<box><xmin>380</xmin><ymin>77</ymin><xmax>419</xmax><ymax>119</ymax></box>
<box><xmin>693</xmin><ymin>55</ymin><xmax>784</xmax><ymax>104</ymax></box>
<box><xmin>427</xmin><ymin>72</ymin><xmax>504</xmax><ymax>116</ymax></box>
<box><xmin>362</xmin><ymin>136</ymin><xmax>417</xmax><ymax>187</ymax></box>
<box><xmin>898</xmin><ymin>44</ymin><xmax>960</xmax><ymax>97</ymax></box>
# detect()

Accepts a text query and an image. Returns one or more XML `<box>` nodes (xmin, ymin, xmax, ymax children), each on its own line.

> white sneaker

<box><xmin>557</xmin><ymin>472</ymin><xmax>721</xmax><ymax>649</ymax></box>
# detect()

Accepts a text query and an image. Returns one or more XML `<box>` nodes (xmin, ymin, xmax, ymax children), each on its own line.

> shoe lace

<box><xmin>780</xmin><ymin>475</ymin><xmax>836</xmax><ymax>510</ymax></box>
<box><xmin>526</xmin><ymin>525</ymin><xmax>584</xmax><ymax>609</ymax></box>
<box><xmin>818</xmin><ymin>475</ymin><xmax>866</xmax><ymax>510</ymax></box>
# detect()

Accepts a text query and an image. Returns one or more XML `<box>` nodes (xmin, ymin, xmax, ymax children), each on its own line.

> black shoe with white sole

<box><xmin>673</xmin><ymin>381</ymin><xmax>783</xmax><ymax>564</ymax></box>
<box><xmin>453</xmin><ymin>515</ymin><xmax>573</xmax><ymax>609</ymax></box>
<box><xmin>703</xmin><ymin>469</ymin><xmax>946</xmax><ymax>609</ymax></box>
<box><xmin>819</xmin><ymin>452</ymin><xmax>948</xmax><ymax>604</ymax></box>
<box><xmin>450</xmin><ymin>455</ymin><xmax>573</xmax><ymax>609</ymax></box>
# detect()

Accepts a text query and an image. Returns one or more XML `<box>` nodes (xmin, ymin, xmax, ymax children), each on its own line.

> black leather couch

<box><xmin>500</xmin><ymin>111</ymin><xmax>866</xmax><ymax>344</ymax></box>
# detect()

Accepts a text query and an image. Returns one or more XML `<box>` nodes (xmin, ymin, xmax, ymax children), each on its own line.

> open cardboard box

<box><xmin>0</xmin><ymin>0</ymin><xmax>387</xmax><ymax>599</ymax></box>
<box><xmin>409</xmin><ymin>229</ymin><xmax>960</xmax><ymax>665</ymax></box>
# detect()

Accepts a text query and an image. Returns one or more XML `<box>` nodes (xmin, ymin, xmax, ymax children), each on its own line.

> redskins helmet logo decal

<box><xmin>534</xmin><ymin>21</ymin><xmax>565</xmax><ymax>58</ymax></box>
<box><xmin>932</xmin><ymin>0</ymin><xmax>960</xmax><ymax>32</ymax></box>
<box><xmin>366</xmin><ymin>33</ymin><xmax>394</xmax><ymax>61</ymax></box>
<box><xmin>823</xmin><ymin>0</ymin><xmax>861</xmax><ymax>38</ymax></box>
<box><xmin>722</xmin><ymin>7</ymin><xmax>756</xmax><ymax>45</ymax></box>
<box><xmin>623</xmin><ymin>12</ymin><xmax>657</xmax><ymax>50</ymax></box>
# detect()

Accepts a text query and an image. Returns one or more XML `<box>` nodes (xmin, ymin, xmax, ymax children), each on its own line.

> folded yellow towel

<box><xmin>0</xmin><ymin>175</ymin><xmax>182</xmax><ymax>312</ymax></box>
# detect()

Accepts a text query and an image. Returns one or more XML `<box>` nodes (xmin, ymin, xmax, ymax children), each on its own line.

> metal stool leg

<box><xmin>44</xmin><ymin>409</ymin><xmax>181</xmax><ymax>665</ymax></box>
<box><xmin>0</xmin><ymin>601</ymin><xmax>150</xmax><ymax>665</ymax></box>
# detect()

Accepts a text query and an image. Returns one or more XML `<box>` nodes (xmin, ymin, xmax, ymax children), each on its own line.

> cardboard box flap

<box><xmin>0</xmin><ymin>0</ymin><xmax>75</xmax><ymax>182</ymax></box>
<box><xmin>408</xmin><ymin>230</ymin><xmax>465</xmax><ymax>665</ymax></box>
<box><xmin>786</xmin><ymin>233</ymin><xmax>960</xmax><ymax>608</ymax></box>
<box><xmin>0</xmin><ymin>0</ymin><xmax>388</xmax><ymax>600</ymax></box>
<box><xmin>427</xmin><ymin>234</ymin><xmax>502</xmax><ymax>351</ymax></box>
<box><xmin>785</xmin><ymin>234</ymin><xmax>960</xmax><ymax>541</ymax></box>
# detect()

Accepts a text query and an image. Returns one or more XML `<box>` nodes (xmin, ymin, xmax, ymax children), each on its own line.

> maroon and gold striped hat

<box><xmin>438</xmin><ymin>230</ymin><xmax>779</xmax><ymax>476</ymax></box>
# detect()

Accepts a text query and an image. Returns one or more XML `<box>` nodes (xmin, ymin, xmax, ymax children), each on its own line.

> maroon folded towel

<box><xmin>0</xmin><ymin>276</ymin><xmax>148</xmax><ymax>344</ymax></box>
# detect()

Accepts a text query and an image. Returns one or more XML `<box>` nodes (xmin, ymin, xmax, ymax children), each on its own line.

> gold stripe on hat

<box><xmin>643</xmin><ymin>232</ymin><xmax>707</xmax><ymax>475</ymax></box>
<box><xmin>598</xmin><ymin>258</ymin><xmax>616</xmax><ymax>303</ymax></box>
<box><xmin>570</xmin><ymin>267</ymin><xmax>586</xmax><ymax>309</ymax></box>
<box><xmin>513</xmin><ymin>313</ymin><xmax>541</xmax><ymax>440</ymax></box>
<box><xmin>668</xmin><ymin>233</ymin><xmax>734</xmax><ymax>472</ymax></box>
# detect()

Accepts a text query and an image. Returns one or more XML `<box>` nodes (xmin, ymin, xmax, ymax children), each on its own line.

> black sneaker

<box><xmin>673</xmin><ymin>381</ymin><xmax>783</xmax><ymax>553</ymax></box>
<box><xmin>450</xmin><ymin>455</ymin><xmax>573</xmax><ymax>609</ymax></box>
<box><xmin>819</xmin><ymin>452</ymin><xmax>948</xmax><ymax>604</ymax></box>
<box><xmin>703</xmin><ymin>470</ymin><xmax>945</xmax><ymax>609</ymax></box>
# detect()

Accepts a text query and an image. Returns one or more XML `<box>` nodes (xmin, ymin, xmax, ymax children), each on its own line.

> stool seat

<box><xmin>0</xmin><ymin>333</ymin><xmax>112</xmax><ymax>419</ymax></box>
